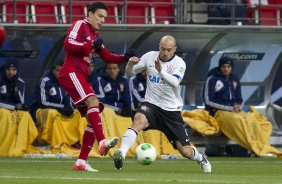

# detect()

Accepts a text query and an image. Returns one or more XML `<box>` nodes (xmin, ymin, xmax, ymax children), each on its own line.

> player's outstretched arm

<box><xmin>98</xmin><ymin>47</ymin><xmax>125</xmax><ymax>63</ymax></box>
<box><xmin>125</xmin><ymin>57</ymin><xmax>141</xmax><ymax>77</ymax></box>
<box><xmin>98</xmin><ymin>48</ymin><xmax>137</xmax><ymax>64</ymax></box>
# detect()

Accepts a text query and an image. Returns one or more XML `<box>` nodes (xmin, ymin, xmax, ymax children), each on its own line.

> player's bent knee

<box><xmin>84</xmin><ymin>96</ymin><xmax>99</xmax><ymax>107</ymax></box>
<box><xmin>131</xmin><ymin>121</ymin><xmax>147</xmax><ymax>132</ymax></box>
<box><xmin>132</xmin><ymin>112</ymin><xmax>148</xmax><ymax>132</ymax></box>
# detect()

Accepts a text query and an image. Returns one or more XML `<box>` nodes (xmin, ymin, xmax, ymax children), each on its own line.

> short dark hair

<box><xmin>55</xmin><ymin>60</ymin><xmax>64</xmax><ymax>67</ymax></box>
<box><xmin>87</xmin><ymin>2</ymin><xmax>108</xmax><ymax>14</ymax></box>
<box><xmin>106</xmin><ymin>63</ymin><xmax>121</xmax><ymax>68</ymax></box>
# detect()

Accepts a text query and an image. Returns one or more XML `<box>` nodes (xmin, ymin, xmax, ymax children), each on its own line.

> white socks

<box><xmin>120</xmin><ymin>128</ymin><xmax>138</xmax><ymax>158</ymax></box>
<box><xmin>190</xmin><ymin>146</ymin><xmax>203</xmax><ymax>162</ymax></box>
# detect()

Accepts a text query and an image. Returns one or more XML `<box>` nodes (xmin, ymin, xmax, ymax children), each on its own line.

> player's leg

<box><xmin>73</xmin><ymin>124</ymin><xmax>98</xmax><ymax>172</ymax></box>
<box><xmin>84</xmin><ymin>96</ymin><xmax>118</xmax><ymax>156</ymax></box>
<box><xmin>58</xmin><ymin>73</ymin><xmax>98</xmax><ymax>171</ymax></box>
<box><xmin>158</xmin><ymin>109</ymin><xmax>211</xmax><ymax>173</ymax></box>
<box><xmin>176</xmin><ymin>142</ymin><xmax>211</xmax><ymax>173</ymax></box>
<box><xmin>58</xmin><ymin>72</ymin><xmax>117</xmax><ymax>171</ymax></box>
<box><xmin>113</xmin><ymin>112</ymin><xmax>149</xmax><ymax>170</ymax></box>
<box><xmin>120</xmin><ymin>112</ymin><xmax>149</xmax><ymax>157</ymax></box>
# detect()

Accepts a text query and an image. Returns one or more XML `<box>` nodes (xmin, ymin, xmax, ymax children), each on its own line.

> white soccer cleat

<box><xmin>73</xmin><ymin>163</ymin><xmax>98</xmax><ymax>172</ymax></box>
<box><xmin>198</xmin><ymin>153</ymin><xmax>211</xmax><ymax>173</ymax></box>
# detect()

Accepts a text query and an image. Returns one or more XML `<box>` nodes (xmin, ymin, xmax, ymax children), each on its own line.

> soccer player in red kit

<box><xmin>58</xmin><ymin>2</ymin><xmax>135</xmax><ymax>172</ymax></box>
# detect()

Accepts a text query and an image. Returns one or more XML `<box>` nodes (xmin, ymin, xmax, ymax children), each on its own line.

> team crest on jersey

<box><xmin>49</xmin><ymin>87</ymin><xmax>57</xmax><ymax>96</ymax></box>
<box><xmin>119</xmin><ymin>84</ymin><xmax>124</xmax><ymax>92</ymax></box>
<box><xmin>140</xmin><ymin>105</ymin><xmax>149</xmax><ymax>112</ymax></box>
<box><xmin>138</xmin><ymin>83</ymin><xmax>145</xmax><ymax>91</ymax></box>
<box><xmin>166</xmin><ymin>65</ymin><xmax>174</xmax><ymax>74</ymax></box>
<box><xmin>0</xmin><ymin>85</ymin><xmax>7</xmax><ymax>94</ymax></box>
<box><xmin>215</xmin><ymin>80</ymin><xmax>224</xmax><ymax>92</ymax></box>
<box><xmin>104</xmin><ymin>83</ymin><xmax>112</xmax><ymax>92</ymax></box>
<box><xmin>233</xmin><ymin>81</ymin><xmax>237</xmax><ymax>90</ymax></box>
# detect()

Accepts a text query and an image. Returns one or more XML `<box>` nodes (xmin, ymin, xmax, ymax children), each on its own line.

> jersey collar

<box><xmin>159</xmin><ymin>54</ymin><xmax>176</xmax><ymax>62</ymax></box>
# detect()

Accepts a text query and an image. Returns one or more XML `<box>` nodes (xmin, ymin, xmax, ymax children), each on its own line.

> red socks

<box><xmin>78</xmin><ymin>126</ymin><xmax>95</xmax><ymax>160</ymax></box>
<box><xmin>87</xmin><ymin>106</ymin><xmax>105</xmax><ymax>142</ymax></box>
<box><xmin>78</xmin><ymin>106</ymin><xmax>105</xmax><ymax>160</ymax></box>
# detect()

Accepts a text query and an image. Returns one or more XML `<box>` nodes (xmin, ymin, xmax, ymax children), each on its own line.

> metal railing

<box><xmin>1</xmin><ymin>0</ymin><xmax>282</xmax><ymax>25</ymax></box>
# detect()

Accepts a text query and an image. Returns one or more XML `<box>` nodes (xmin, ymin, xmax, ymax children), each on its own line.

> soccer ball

<box><xmin>135</xmin><ymin>143</ymin><xmax>157</xmax><ymax>165</ymax></box>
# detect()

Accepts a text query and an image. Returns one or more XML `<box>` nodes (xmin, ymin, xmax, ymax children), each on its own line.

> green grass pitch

<box><xmin>0</xmin><ymin>157</ymin><xmax>282</xmax><ymax>184</ymax></box>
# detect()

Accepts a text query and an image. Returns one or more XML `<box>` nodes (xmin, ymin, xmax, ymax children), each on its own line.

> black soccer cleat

<box><xmin>113</xmin><ymin>150</ymin><xmax>124</xmax><ymax>170</ymax></box>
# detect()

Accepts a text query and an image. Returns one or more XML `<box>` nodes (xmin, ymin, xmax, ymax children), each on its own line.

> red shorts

<box><xmin>58</xmin><ymin>71</ymin><xmax>95</xmax><ymax>106</ymax></box>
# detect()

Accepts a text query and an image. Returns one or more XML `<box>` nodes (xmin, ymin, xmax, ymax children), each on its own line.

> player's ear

<box><xmin>88</xmin><ymin>11</ymin><xmax>93</xmax><ymax>18</ymax></box>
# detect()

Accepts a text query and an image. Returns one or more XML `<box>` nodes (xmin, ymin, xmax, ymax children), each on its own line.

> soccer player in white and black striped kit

<box><xmin>113</xmin><ymin>35</ymin><xmax>211</xmax><ymax>173</ymax></box>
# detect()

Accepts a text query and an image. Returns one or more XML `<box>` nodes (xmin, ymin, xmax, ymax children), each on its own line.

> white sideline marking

<box><xmin>0</xmin><ymin>176</ymin><xmax>246</xmax><ymax>183</ymax></box>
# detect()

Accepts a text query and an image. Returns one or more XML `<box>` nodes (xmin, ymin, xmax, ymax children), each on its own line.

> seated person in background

<box><xmin>129</xmin><ymin>70</ymin><xmax>147</xmax><ymax>111</ymax></box>
<box><xmin>88</xmin><ymin>61</ymin><xmax>101</xmax><ymax>97</ymax></box>
<box><xmin>203</xmin><ymin>57</ymin><xmax>281</xmax><ymax>157</ymax></box>
<box><xmin>31</xmin><ymin>61</ymin><xmax>86</xmax><ymax>152</ymax></box>
<box><xmin>203</xmin><ymin>57</ymin><xmax>244</xmax><ymax>156</ymax></box>
<box><xmin>207</xmin><ymin>0</ymin><xmax>247</xmax><ymax>25</ymax></box>
<box><xmin>203</xmin><ymin>57</ymin><xmax>242</xmax><ymax>116</ymax></box>
<box><xmin>0</xmin><ymin>58</ymin><xmax>39</xmax><ymax>156</ymax></box>
<box><xmin>96</xmin><ymin>63</ymin><xmax>132</xmax><ymax>116</ymax></box>
<box><xmin>31</xmin><ymin>61</ymin><xmax>74</xmax><ymax>119</ymax></box>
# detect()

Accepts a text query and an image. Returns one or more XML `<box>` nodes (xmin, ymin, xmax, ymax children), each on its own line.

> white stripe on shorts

<box><xmin>69</xmin><ymin>72</ymin><xmax>87</xmax><ymax>100</ymax></box>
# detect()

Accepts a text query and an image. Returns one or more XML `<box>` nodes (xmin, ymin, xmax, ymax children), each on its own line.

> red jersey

<box><xmin>60</xmin><ymin>18</ymin><xmax>125</xmax><ymax>78</ymax></box>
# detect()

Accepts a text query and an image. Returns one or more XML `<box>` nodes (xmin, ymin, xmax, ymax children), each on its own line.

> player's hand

<box><xmin>233</xmin><ymin>104</ymin><xmax>241</xmax><ymax>112</ymax></box>
<box><xmin>92</xmin><ymin>37</ymin><xmax>103</xmax><ymax>52</ymax></box>
<box><xmin>128</xmin><ymin>56</ymin><xmax>140</xmax><ymax>65</ymax></box>
<box><xmin>155</xmin><ymin>57</ymin><xmax>161</xmax><ymax>72</ymax></box>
